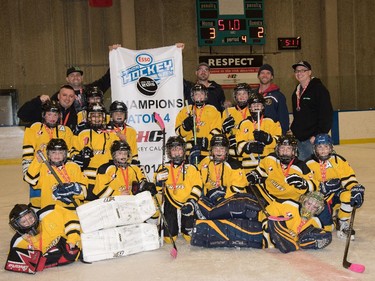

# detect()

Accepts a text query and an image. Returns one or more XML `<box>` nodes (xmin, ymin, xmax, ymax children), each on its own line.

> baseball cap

<box><xmin>292</xmin><ymin>61</ymin><xmax>311</xmax><ymax>70</ymax></box>
<box><xmin>258</xmin><ymin>64</ymin><xmax>274</xmax><ymax>76</ymax></box>
<box><xmin>66</xmin><ymin>66</ymin><xmax>83</xmax><ymax>76</ymax></box>
<box><xmin>197</xmin><ymin>62</ymin><xmax>210</xmax><ymax>70</ymax></box>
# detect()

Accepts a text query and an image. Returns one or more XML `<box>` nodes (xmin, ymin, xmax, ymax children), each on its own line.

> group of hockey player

<box><xmin>6</xmin><ymin>63</ymin><xmax>366</xmax><ymax>274</ymax></box>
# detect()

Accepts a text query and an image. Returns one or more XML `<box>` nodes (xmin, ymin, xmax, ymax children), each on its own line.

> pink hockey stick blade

<box><xmin>348</xmin><ymin>263</ymin><xmax>365</xmax><ymax>273</ymax></box>
<box><xmin>153</xmin><ymin>112</ymin><xmax>165</xmax><ymax>130</ymax></box>
<box><xmin>170</xmin><ymin>247</ymin><xmax>178</xmax><ymax>259</ymax></box>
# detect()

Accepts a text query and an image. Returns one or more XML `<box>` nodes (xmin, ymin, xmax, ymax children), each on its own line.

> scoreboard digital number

<box><xmin>196</xmin><ymin>0</ymin><xmax>265</xmax><ymax>46</ymax></box>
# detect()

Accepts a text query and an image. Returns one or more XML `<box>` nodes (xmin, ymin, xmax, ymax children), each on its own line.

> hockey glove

<box><xmin>72</xmin><ymin>154</ymin><xmax>90</xmax><ymax>170</ymax></box>
<box><xmin>53</xmin><ymin>183</ymin><xmax>81</xmax><ymax>204</ymax></box>
<box><xmin>285</xmin><ymin>174</ymin><xmax>308</xmax><ymax>190</ymax></box>
<box><xmin>206</xmin><ymin>187</ymin><xmax>226</xmax><ymax>205</ymax></box>
<box><xmin>181</xmin><ymin>199</ymin><xmax>196</xmax><ymax>216</ymax></box>
<box><xmin>156</xmin><ymin>167</ymin><xmax>169</xmax><ymax>182</ymax></box>
<box><xmin>81</xmin><ymin>146</ymin><xmax>94</xmax><ymax>159</ymax></box>
<box><xmin>196</xmin><ymin>137</ymin><xmax>209</xmax><ymax>151</ymax></box>
<box><xmin>246</xmin><ymin>171</ymin><xmax>261</xmax><ymax>185</ymax></box>
<box><xmin>222</xmin><ymin>116</ymin><xmax>235</xmax><ymax>134</ymax></box>
<box><xmin>182</xmin><ymin>115</ymin><xmax>194</xmax><ymax>131</ymax></box>
<box><xmin>243</xmin><ymin>141</ymin><xmax>265</xmax><ymax>155</ymax></box>
<box><xmin>319</xmin><ymin>178</ymin><xmax>341</xmax><ymax>197</ymax></box>
<box><xmin>350</xmin><ymin>184</ymin><xmax>365</xmax><ymax>208</ymax></box>
<box><xmin>253</xmin><ymin>130</ymin><xmax>273</xmax><ymax>145</ymax></box>
<box><xmin>139</xmin><ymin>180</ymin><xmax>157</xmax><ymax>196</ymax></box>
<box><xmin>298</xmin><ymin>225</ymin><xmax>332</xmax><ymax>250</ymax></box>
<box><xmin>131</xmin><ymin>159</ymin><xmax>141</xmax><ymax>165</ymax></box>
<box><xmin>189</xmin><ymin>146</ymin><xmax>201</xmax><ymax>165</ymax></box>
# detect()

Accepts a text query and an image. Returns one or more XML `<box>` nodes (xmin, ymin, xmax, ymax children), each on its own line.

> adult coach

<box><xmin>290</xmin><ymin>61</ymin><xmax>333</xmax><ymax>161</ymax></box>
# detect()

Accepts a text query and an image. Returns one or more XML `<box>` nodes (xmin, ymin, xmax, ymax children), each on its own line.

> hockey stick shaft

<box><xmin>36</xmin><ymin>150</ymin><xmax>78</xmax><ymax>208</ymax></box>
<box><xmin>342</xmin><ymin>207</ymin><xmax>365</xmax><ymax>273</ymax></box>
<box><xmin>139</xmin><ymin>165</ymin><xmax>177</xmax><ymax>258</ymax></box>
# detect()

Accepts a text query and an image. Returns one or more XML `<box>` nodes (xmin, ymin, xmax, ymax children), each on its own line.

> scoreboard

<box><xmin>196</xmin><ymin>0</ymin><xmax>265</xmax><ymax>46</ymax></box>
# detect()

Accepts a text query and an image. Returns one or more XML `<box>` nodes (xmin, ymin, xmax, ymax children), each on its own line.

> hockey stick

<box><xmin>140</xmin><ymin>165</ymin><xmax>177</xmax><ymax>258</ymax></box>
<box><xmin>248</xmin><ymin>184</ymin><xmax>291</xmax><ymax>222</ymax></box>
<box><xmin>342</xmin><ymin>207</ymin><xmax>365</xmax><ymax>273</ymax></box>
<box><xmin>36</xmin><ymin>150</ymin><xmax>78</xmax><ymax>208</ymax></box>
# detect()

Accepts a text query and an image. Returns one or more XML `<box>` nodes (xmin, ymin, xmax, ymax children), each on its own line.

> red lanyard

<box><xmin>214</xmin><ymin>163</ymin><xmax>222</xmax><ymax>187</ymax></box>
<box><xmin>170</xmin><ymin>164</ymin><xmax>183</xmax><ymax>190</ymax></box>
<box><xmin>237</xmin><ymin>106</ymin><xmax>248</xmax><ymax>120</ymax></box>
<box><xmin>120</xmin><ymin>167</ymin><xmax>129</xmax><ymax>192</ymax></box>
<box><xmin>193</xmin><ymin>105</ymin><xmax>205</xmax><ymax>132</ymax></box>
<box><xmin>44</xmin><ymin>125</ymin><xmax>54</xmax><ymax>140</ymax></box>
<box><xmin>54</xmin><ymin>165</ymin><xmax>71</xmax><ymax>183</ymax></box>
<box><xmin>319</xmin><ymin>160</ymin><xmax>327</xmax><ymax>182</ymax></box>
<box><xmin>26</xmin><ymin>230</ymin><xmax>43</xmax><ymax>251</ymax></box>
<box><xmin>61</xmin><ymin>111</ymin><xmax>70</xmax><ymax>126</ymax></box>
<box><xmin>281</xmin><ymin>158</ymin><xmax>294</xmax><ymax>177</ymax></box>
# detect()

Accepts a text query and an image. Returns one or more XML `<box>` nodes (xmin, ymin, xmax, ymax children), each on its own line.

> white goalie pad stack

<box><xmin>76</xmin><ymin>191</ymin><xmax>160</xmax><ymax>262</ymax></box>
<box><xmin>81</xmin><ymin>223</ymin><xmax>160</xmax><ymax>262</ymax></box>
<box><xmin>77</xmin><ymin>191</ymin><xmax>156</xmax><ymax>233</ymax></box>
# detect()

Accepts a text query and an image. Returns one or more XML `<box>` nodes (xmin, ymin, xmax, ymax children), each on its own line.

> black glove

<box><xmin>182</xmin><ymin>115</ymin><xmax>194</xmax><ymax>131</ymax></box>
<box><xmin>53</xmin><ymin>182</ymin><xmax>82</xmax><ymax>204</ymax></box>
<box><xmin>140</xmin><ymin>181</ymin><xmax>157</xmax><ymax>196</ymax></box>
<box><xmin>319</xmin><ymin>178</ymin><xmax>341</xmax><ymax>197</ymax></box>
<box><xmin>181</xmin><ymin>199</ymin><xmax>195</xmax><ymax>216</ymax></box>
<box><xmin>253</xmin><ymin>130</ymin><xmax>273</xmax><ymax>145</ymax></box>
<box><xmin>131</xmin><ymin>159</ymin><xmax>141</xmax><ymax>165</ymax></box>
<box><xmin>243</xmin><ymin>141</ymin><xmax>265</xmax><ymax>154</ymax></box>
<box><xmin>81</xmin><ymin>146</ymin><xmax>94</xmax><ymax>159</ymax></box>
<box><xmin>350</xmin><ymin>184</ymin><xmax>365</xmax><ymax>208</ymax></box>
<box><xmin>206</xmin><ymin>187</ymin><xmax>226</xmax><ymax>204</ymax></box>
<box><xmin>222</xmin><ymin>116</ymin><xmax>235</xmax><ymax>134</ymax></box>
<box><xmin>196</xmin><ymin>137</ymin><xmax>209</xmax><ymax>151</ymax></box>
<box><xmin>246</xmin><ymin>171</ymin><xmax>260</xmax><ymax>185</ymax></box>
<box><xmin>285</xmin><ymin>174</ymin><xmax>308</xmax><ymax>190</ymax></box>
<box><xmin>72</xmin><ymin>154</ymin><xmax>90</xmax><ymax>170</ymax></box>
<box><xmin>189</xmin><ymin>146</ymin><xmax>201</xmax><ymax>165</ymax></box>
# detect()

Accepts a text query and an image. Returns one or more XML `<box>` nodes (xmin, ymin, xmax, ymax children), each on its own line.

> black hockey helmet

<box><xmin>46</xmin><ymin>138</ymin><xmax>68</xmax><ymax>166</ymax></box>
<box><xmin>166</xmin><ymin>136</ymin><xmax>186</xmax><ymax>165</ymax></box>
<box><xmin>190</xmin><ymin>84</ymin><xmax>208</xmax><ymax>107</ymax></box>
<box><xmin>248</xmin><ymin>92</ymin><xmax>265</xmax><ymax>120</ymax></box>
<box><xmin>275</xmin><ymin>135</ymin><xmax>298</xmax><ymax>164</ymax></box>
<box><xmin>111</xmin><ymin>140</ymin><xmax>131</xmax><ymax>167</ymax></box>
<box><xmin>86</xmin><ymin>86</ymin><xmax>104</xmax><ymax>103</ymax></box>
<box><xmin>210</xmin><ymin>134</ymin><xmax>229</xmax><ymax>163</ymax></box>
<box><xmin>233</xmin><ymin>83</ymin><xmax>251</xmax><ymax>108</ymax></box>
<box><xmin>87</xmin><ymin>102</ymin><xmax>107</xmax><ymax>129</ymax></box>
<box><xmin>42</xmin><ymin>100</ymin><xmax>62</xmax><ymax>128</ymax></box>
<box><xmin>9</xmin><ymin>204</ymin><xmax>39</xmax><ymax>236</ymax></box>
<box><xmin>109</xmin><ymin>101</ymin><xmax>128</xmax><ymax>126</ymax></box>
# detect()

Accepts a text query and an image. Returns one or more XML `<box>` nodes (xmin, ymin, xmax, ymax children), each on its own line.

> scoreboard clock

<box><xmin>196</xmin><ymin>0</ymin><xmax>265</xmax><ymax>46</ymax></box>
<box><xmin>278</xmin><ymin>37</ymin><xmax>301</xmax><ymax>50</ymax></box>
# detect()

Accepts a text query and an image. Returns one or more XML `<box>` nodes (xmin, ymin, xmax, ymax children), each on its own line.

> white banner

<box><xmin>109</xmin><ymin>45</ymin><xmax>184</xmax><ymax>177</ymax></box>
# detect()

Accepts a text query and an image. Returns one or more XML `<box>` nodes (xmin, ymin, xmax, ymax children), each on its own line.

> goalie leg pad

<box><xmin>191</xmin><ymin>219</ymin><xmax>263</xmax><ymax>248</ymax></box>
<box><xmin>76</xmin><ymin>191</ymin><xmax>156</xmax><ymax>233</ymax></box>
<box><xmin>81</xmin><ymin>223</ymin><xmax>160</xmax><ymax>262</ymax></box>
<box><xmin>298</xmin><ymin>225</ymin><xmax>332</xmax><ymax>250</ymax></box>
<box><xmin>267</xmin><ymin>220</ymin><xmax>299</xmax><ymax>253</ymax></box>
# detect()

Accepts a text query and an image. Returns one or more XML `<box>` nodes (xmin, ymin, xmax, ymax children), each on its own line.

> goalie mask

<box><xmin>166</xmin><ymin>136</ymin><xmax>186</xmax><ymax>165</ymax></box>
<box><xmin>9</xmin><ymin>204</ymin><xmax>39</xmax><ymax>236</ymax></box>
<box><xmin>111</xmin><ymin>140</ymin><xmax>131</xmax><ymax>168</ymax></box>
<box><xmin>299</xmin><ymin>191</ymin><xmax>325</xmax><ymax>221</ymax></box>
<box><xmin>87</xmin><ymin>102</ymin><xmax>106</xmax><ymax>130</ymax></box>
<box><xmin>47</xmin><ymin>138</ymin><xmax>68</xmax><ymax>167</ymax></box>
<box><xmin>248</xmin><ymin>93</ymin><xmax>265</xmax><ymax>121</ymax></box>
<box><xmin>276</xmin><ymin>135</ymin><xmax>298</xmax><ymax>165</ymax></box>
<box><xmin>109</xmin><ymin>101</ymin><xmax>128</xmax><ymax>126</ymax></box>
<box><xmin>86</xmin><ymin>86</ymin><xmax>104</xmax><ymax>105</ymax></box>
<box><xmin>313</xmin><ymin>134</ymin><xmax>333</xmax><ymax>161</ymax></box>
<box><xmin>210</xmin><ymin>134</ymin><xmax>229</xmax><ymax>164</ymax></box>
<box><xmin>191</xmin><ymin>84</ymin><xmax>208</xmax><ymax>108</ymax></box>
<box><xmin>233</xmin><ymin>83</ymin><xmax>251</xmax><ymax>109</ymax></box>
<box><xmin>42</xmin><ymin>100</ymin><xmax>61</xmax><ymax>128</ymax></box>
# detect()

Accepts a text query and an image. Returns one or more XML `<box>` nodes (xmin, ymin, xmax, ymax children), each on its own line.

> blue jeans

<box><xmin>297</xmin><ymin>139</ymin><xmax>313</xmax><ymax>161</ymax></box>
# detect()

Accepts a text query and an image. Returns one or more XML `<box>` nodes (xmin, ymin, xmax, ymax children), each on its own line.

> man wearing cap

<box><xmin>290</xmin><ymin>61</ymin><xmax>333</xmax><ymax>161</ymax></box>
<box><xmin>183</xmin><ymin>62</ymin><xmax>226</xmax><ymax>112</ymax></box>
<box><xmin>257</xmin><ymin>64</ymin><xmax>289</xmax><ymax>134</ymax></box>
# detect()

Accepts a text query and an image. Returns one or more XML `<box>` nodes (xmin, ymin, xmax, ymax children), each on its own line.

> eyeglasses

<box><xmin>294</xmin><ymin>69</ymin><xmax>309</xmax><ymax>74</ymax></box>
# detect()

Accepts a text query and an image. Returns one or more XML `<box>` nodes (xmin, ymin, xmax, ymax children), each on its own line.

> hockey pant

<box><xmin>191</xmin><ymin>218</ymin><xmax>263</xmax><ymax>248</ymax></box>
<box><xmin>76</xmin><ymin>191</ymin><xmax>156</xmax><ymax>233</ymax></box>
<box><xmin>163</xmin><ymin>198</ymin><xmax>194</xmax><ymax>237</ymax></box>
<box><xmin>197</xmin><ymin>193</ymin><xmax>261</xmax><ymax>220</ymax></box>
<box><xmin>81</xmin><ymin>223</ymin><xmax>159</xmax><ymax>262</ymax></box>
